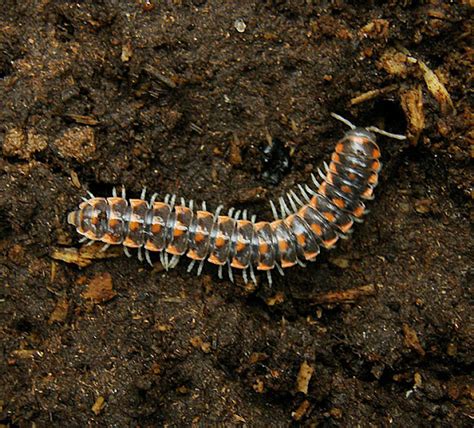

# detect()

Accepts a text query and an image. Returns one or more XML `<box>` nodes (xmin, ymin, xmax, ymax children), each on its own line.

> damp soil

<box><xmin>0</xmin><ymin>1</ymin><xmax>472</xmax><ymax>426</ymax></box>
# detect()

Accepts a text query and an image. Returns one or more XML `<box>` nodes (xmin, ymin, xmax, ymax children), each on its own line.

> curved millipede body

<box><xmin>68</xmin><ymin>121</ymin><xmax>401</xmax><ymax>286</ymax></box>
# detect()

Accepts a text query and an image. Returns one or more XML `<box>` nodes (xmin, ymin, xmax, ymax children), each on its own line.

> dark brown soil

<box><xmin>1</xmin><ymin>1</ymin><xmax>472</xmax><ymax>426</ymax></box>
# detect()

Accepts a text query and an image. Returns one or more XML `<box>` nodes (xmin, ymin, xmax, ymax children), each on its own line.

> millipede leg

<box><xmin>289</xmin><ymin>189</ymin><xmax>304</xmax><ymax>207</ymax></box>
<box><xmin>145</xmin><ymin>249</ymin><xmax>153</xmax><ymax>266</ymax></box>
<box><xmin>296</xmin><ymin>258</ymin><xmax>306</xmax><ymax>268</ymax></box>
<box><xmin>242</xmin><ymin>268</ymin><xmax>248</xmax><ymax>284</ymax></box>
<box><xmin>317</xmin><ymin>167</ymin><xmax>326</xmax><ymax>181</ymax></box>
<box><xmin>169</xmin><ymin>194</ymin><xmax>177</xmax><ymax>210</ymax></box>
<box><xmin>311</xmin><ymin>173</ymin><xmax>320</xmax><ymax>188</ymax></box>
<box><xmin>187</xmin><ymin>259</ymin><xmax>196</xmax><ymax>273</ymax></box>
<box><xmin>86</xmin><ymin>190</ymin><xmax>95</xmax><ymax>199</ymax></box>
<box><xmin>121</xmin><ymin>186</ymin><xmax>126</xmax><ymax>199</ymax></box>
<box><xmin>169</xmin><ymin>255</ymin><xmax>180</xmax><ymax>269</ymax></box>
<box><xmin>112</xmin><ymin>187</ymin><xmax>117</xmax><ymax>197</ymax></box>
<box><xmin>330</xmin><ymin>112</ymin><xmax>356</xmax><ymax>130</ymax></box>
<box><xmin>197</xmin><ymin>259</ymin><xmax>205</xmax><ymax>276</ymax></box>
<box><xmin>269</xmin><ymin>200</ymin><xmax>279</xmax><ymax>220</ymax></box>
<box><xmin>304</xmin><ymin>184</ymin><xmax>317</xmax><ymax>197</ymax></box>
<box><xmin>150</xmin><ymin>193</ymin><xmax>158</xmax><ymax>204</ymax></box>
<box><xmin>279</xmin><ymin>197</ymin><xmax>291</xmax><ymax>216</ymax></box>
<box><xmin>137</xmin><ymin>247</ymin><xmax>143</xmax><ymax>262</ymax></box>
<box><xmin>100</xmin><ymin>244</ymin><xmax>110</xmax><ymax>252</ymax></box>
<box><xmin>218</xmin><ymin>265</ymin><xmax>223</xmax><ymax>279</ymax></box>
<box><xmin>141</xmin><ymin>187</ymin><xmax>147</xmax><ymax>200</ymax></box>
<box><xmin>123</xmin><ymin>246</ymin><xmax>132</xmax><ymax>257</ymax></box>
<box><xmin>249</xmin><ymin>264</ymin><xmax>257</xmax><ymax>285</ymax></box>
<box><xmin>79</xmin><ymin>236</ymin><xmax>88</xmax><ymax>243</ymax></box>
<box><xmin>266</xmin><ymin>270</ymin><xmax>273</xmax><ymax>287</ymax></box>
<box><xmin>160</xmin><ymin>251</ymin><xmax>165</xmax><ymax>267</ymax></box>
<box><xmin>286</xmin><ymin>192</ymin><xmax>298</xmax><ymax>212</ymax></box>
<box><xmin>227</xmin><ymin>263</ymin><xmax>234</xmax><ymax>283</ymax></box>
<box><xmin>275</xmin><ymin>263</ymin><xmax>284</xmax><ymax>276</ymax></box>
<box><xmin>297</xmin><ymin>184</ymin><xmax>311</xmax><ymax>203</ymax></box>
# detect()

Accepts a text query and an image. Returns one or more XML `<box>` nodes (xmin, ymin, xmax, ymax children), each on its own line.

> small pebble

<box><xmin>234</xmin><ymin>18</ymin><xmax>246</xmax><ymax>33</ymax></box>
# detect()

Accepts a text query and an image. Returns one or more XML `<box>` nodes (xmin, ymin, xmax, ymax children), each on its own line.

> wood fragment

<box><xmin>292</xmin><ymin>400</ymin><xmax>310</xmax><ymax>421</ymax></box>
<box><xmin>48</xmin><ymin>297</ymin><xmax>69</xmax><ymax>324</ymax></box>
<box><xmin>145</xmin><ymin>64</ymin><xmax>177</xmax><ymax>88</ymax></box>
<box><xmin>400</xmin><ymin>85</ymin><xmax>425</xmax><ymax>145</ymax></box>
<box><xmin>418</xmin><ymin>60</ymin><xmax>455</xmax><ymax>115</ymax></box>
<box><xmin>402</xmin><ymin>323</ymin><xmax>426</xmax><ymax>356</ymax></box>
<box><xmin>82</xmin><ymin>272</ymin><xmax>116</xmax><ymax>304</ymax></box>
<box><xmin>91</xmin><ymin>396</ymin><xmax>105</xmax><ymax>415</ymax></box>
<box><xmin>64</xmin><ymin>114</ymin><xmax>99</xmax><ymax>125</ymax></box>
<box><xmin>350</xmin><ymin>84</ymin><xmax>398</xmax><ymax>106</ymax></box>
<box><xmin>296</xmin><ymin>361</ymin><xmax>314</xmax><ymax>394</ymax></box>
<box><xmin>310</xmin><ymin>284</ymin><xmax>376</xmax><ymax>305</ymax></box>
<box><xmin>51</xmin><ymin>243</ymin><xmax>122</xmax><ymax>268</ymax></box>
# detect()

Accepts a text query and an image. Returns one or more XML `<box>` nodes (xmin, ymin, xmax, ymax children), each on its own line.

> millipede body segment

<box><xmin>68</xmin><ymin>127</ymin><xmax>383</xmax><ymax>285</ymax></box>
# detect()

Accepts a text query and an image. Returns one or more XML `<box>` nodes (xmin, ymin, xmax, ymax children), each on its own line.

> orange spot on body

<box><xmin>311</xmin><ymin>223</ymin><xmax>322</xmax><ymax>236</ymax></box>
<box><xmin>151</xmin><ymin>223</ymin><xmax>162</xmax><ymax>234</ymax></box>
<box><xmin>194</xmin><ymin>232</ymin><xmax>205</xmax><ymax>243</ymax></box>
<box><xmin>129</xmin><ymin>221</ymin><xmax>140</xmax><ymax>232</ymax></box>
<box><xmin>341</xmin><ymin>185</ymin><xmax>352</xmax><ymax>194</ymax></box>
<box><xmin>362</xmin><ymin>188</ymin><xmax>373</xmax><ymax>198</ymax></box>
<box><xmin>235</xmin><ymin>240</ymin><xmax>247</xmax><ymax>252</ymax></box>
<box><xmin>123</xmin><ymin>237</ymin><xmax>140</xmax><ymax>248</ymax></box>
<box><xmin>186</xmin><ymin>249</ymin><xmax>203</xmax><ymax>260</ymax></box>
<box><xmin>208</xmin><ymin>254</ymin><xmax>224</xmax><ymax>265</ymax></box>
<box><xmin>296</xmin><ymin>234</ymin><xmax>306</xmax><ymax>246</ymax></box>
<box><xmin>101</xmin><ymin>234</ymin><xmax>117</xmax><ymax>244</ymax></box>
<box><xmin>304</xmin><ymin>251</ymin><xmax>318</xmax><ymax>261</ymax></box>
<box><xmin>333</xmin><ymin>198</ymin><xmax>345</xmax><ymax>209</ymax></box>
<box><xmin>372</xmin><ymin>148</ymin><xmax>381</xmax><ymax>158</ymax></box>
<box><xmin>259</xmin><ymin>242</ymin><xmax>269</xmax><ymax>254</ymax></box>
<box><xmin>281</xmin><ymin>259</ymin><xmax>297</xmax><ymax>268</ymax></box>
<box><xmin>173</xmin><ymin>226</ymin><xmax>185</xmax><ymax>237</ymax></box>
<box><xmin>257</xmin><ymin>263</ymin><xmax>272</xmax><ymax>271</ymax></box>
<box><xmin>166</xmin><ymin>245</ymin><xmax>181</xmax><ymax>255</ymax></box>
<box><xmin>324</xmin><ymin>212</ymin><xmax>336</xmax><ymax>222</ymax></box>
<box><xmin>339</xmin><ymin>221</ymin><xmax>353</xmax><ymax>234</ymax></box>
<box><xmin>215</xmin><ymin>236</ymin><xmax>226</xmax><ymax>248</ymax></box>
<box><xmin>231</xmin><ymin>259</ymin><xmax>246</xmax><ymax>269</ymax></box>
<box><xmin>279</xmin><ymin>239</ymin><xmax>289</xmax><ymax>252</ymax></box>
<box><xmin>353</xmin><ymin>205</ymin><xmax>365</xmax><ymax>217</ymax></box>
<box><xmin>369</xmin><ymin>174</ymin><xmax>378</xmax><ymax>185</ymax></box>
<box><xmin>318</xmin><ymin>182</ymin><xmax>327</xmax><ymax>195</ymax></box>
<box><xmin>145</xmin><ymin>242</ymin><xmax>159</xmax><ymax>252</ymax></box>
<box><xmin>323</xmin><ymin>237</ymin><xmax>339</xmax><ymax>248</ymax></box>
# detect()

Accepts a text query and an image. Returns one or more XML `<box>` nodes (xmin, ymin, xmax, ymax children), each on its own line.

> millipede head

<box><xmin>67</xmin><ymin>210</ymin><xmax>80</xmax><ymax>228</ymax></box>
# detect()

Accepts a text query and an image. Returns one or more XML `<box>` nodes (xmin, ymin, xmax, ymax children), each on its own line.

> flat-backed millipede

<box><xmin>67</xmin><ymin>114</ymin><xmax>405</xmax><ymax>285</ymax></box>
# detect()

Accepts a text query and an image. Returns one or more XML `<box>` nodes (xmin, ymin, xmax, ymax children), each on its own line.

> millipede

<box><xmin>67</xmin><ymin>114</ymin><xmax>405</xmax><ymax>286</ymax></box>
